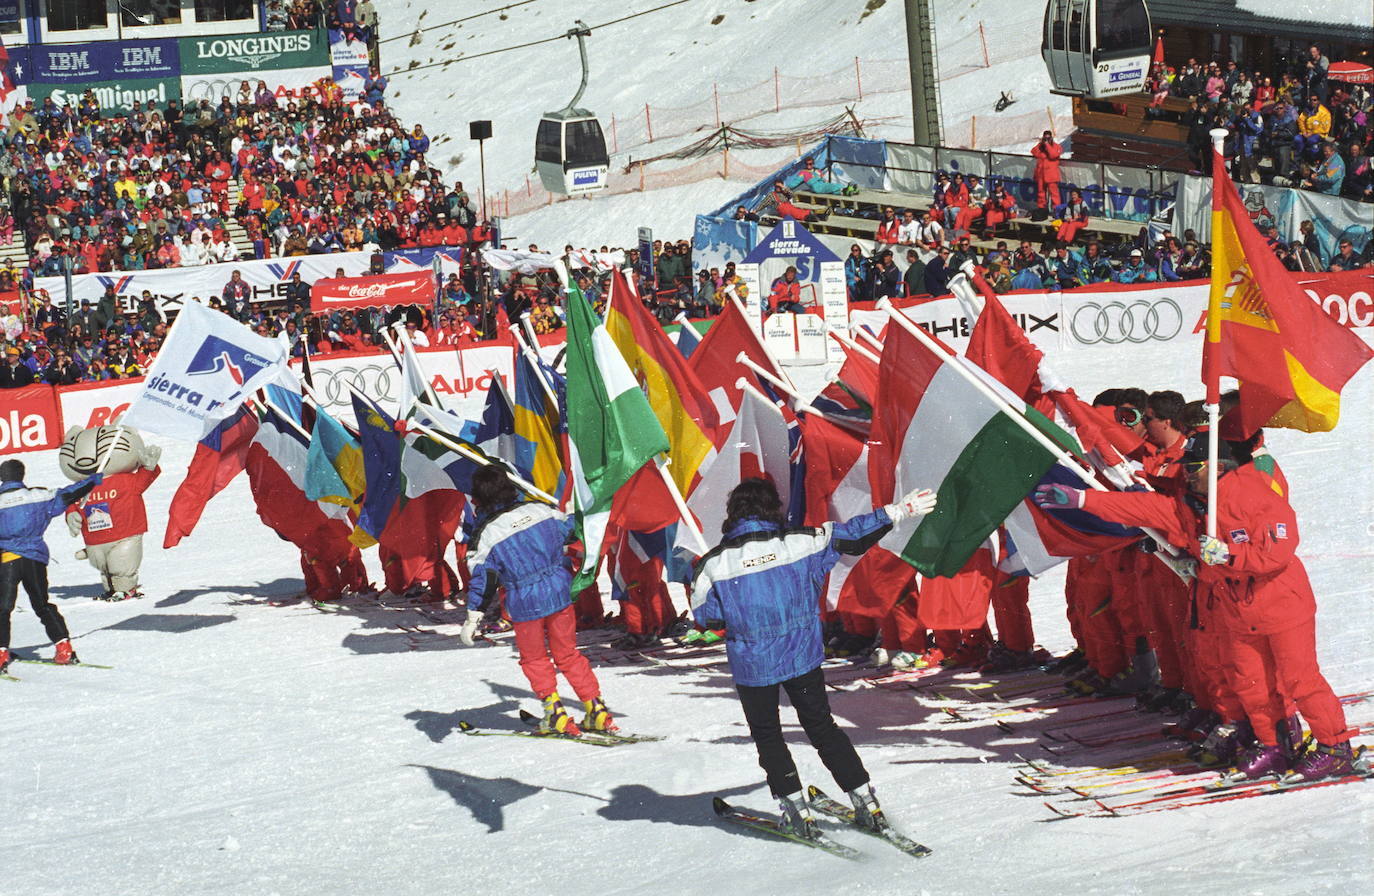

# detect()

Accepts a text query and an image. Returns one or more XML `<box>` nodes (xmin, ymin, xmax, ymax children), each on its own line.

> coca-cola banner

<box><xmin>0</xmin><ymin>384</ymin><xmax>63</xmax><ymax>453</ymax></box>
<box><xmin>311</xmin><ymin>270</ymin><xmax>437</xmax><ymax>310</ymax></box>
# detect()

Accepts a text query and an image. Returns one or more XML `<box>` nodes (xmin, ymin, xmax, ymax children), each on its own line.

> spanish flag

<box><xmin>604</xmin><ymin>270</ymin><xmax>722</xmax><ymax>494</ymax></box>
<box><xmin>1204</xmin><ymin>142</ymin><xmax>1373</xmax><ymax>437</ymax></box>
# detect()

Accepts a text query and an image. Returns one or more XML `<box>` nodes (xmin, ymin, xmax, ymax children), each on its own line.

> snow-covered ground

<box><xmin>3</xmin><ymin>331</ymin><xmax>1372</xmax><ymax>895</ymax></box>
<box><xmin>378</xmin><ymin>0</ymin><xmax>1069</xmax><ymax>248</ymax></box>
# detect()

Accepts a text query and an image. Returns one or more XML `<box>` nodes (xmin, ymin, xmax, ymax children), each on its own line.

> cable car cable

<box><xmin>377</xmin><ymin>0</ymin><xmax>543</xmax><ymax>46</ymax></box>
<box><xmin>382</xmin><ymin>0</ymin><xmax>696</xmax><ymax>78</ymax></box>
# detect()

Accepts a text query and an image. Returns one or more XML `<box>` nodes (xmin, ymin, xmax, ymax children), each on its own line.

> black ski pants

<box><xmin>0</xmin><ymin>556</ymin><xmax>69</xmax><ymax>648</ymax></box>
<box><xmin>736</xmin><ymin>665</ymin><xmax>869</xmax><ymax>798</ymax></box>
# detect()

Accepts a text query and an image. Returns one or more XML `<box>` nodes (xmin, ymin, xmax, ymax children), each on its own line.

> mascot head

<box><xmin>58</xmin><ymin>425</ymin><xmax>146</xmax><ymax>480</ymax></box>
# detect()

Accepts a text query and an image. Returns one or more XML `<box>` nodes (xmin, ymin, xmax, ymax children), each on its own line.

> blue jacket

<box><xmin>467</xmin><ymin>501</ymin><xmax>574</xmax><ymax>623</ymax></box>
<box><xmin>690</xmin><ymin>509</ymin><xmax>893</xmax><ymax>687</ymax></box>
<box><xmin>0</xmin><ymin>476</ymin><xmax>101</xmax><ymax>564</ymax></box>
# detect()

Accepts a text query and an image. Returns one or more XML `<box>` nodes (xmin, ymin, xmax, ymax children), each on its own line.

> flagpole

<box><xmin>852</xmin><ymin>322</ymin><xmax>885</xmax><ymax>353</ymax></box>
<box><xmin>509</xmin><ymin>323</ymin><xmax>561</xmax><ymax>408</ymax></box>
<box><xmin>736</xmin><ymin>378</ymin><xmax>790</xmax><ymax>423</ymax></box>
<box><xmin>733</xmin><ymin>352</ymin><xmax>835</xmax><ymax>419</ymax></box>
<box><xmin>729</xmin><ymin>294</ymin><xmax>799</xmax><ymax>392</ymax></box>
<box><xmin>820</xmin><ymin>322</ymin><xmax>881</xmax><ymax>364</ymax></box>
<box><xmin>385</xmin><ymin>323</ymin><xmax>445</xmax><ymax>410</ymax></box>
<box><xmin>252</xmin><ymin>397</ymin><xmax>312</xmax><ymax>440</ymax></box>
<box><xmin>1204</xmin><ymin>127</ymin><xmax>1229</xmax><ymax>539</ymax></box>
<box><xmin>653</xmin><ymin>457</ymin><xmax>711</xmax><ymax>555</ymax></box>
<box><xmin>409</xmin><ymin>418</ymin><xmax>559</xmax><ymax>506</ymax></box>
<box><xmin>876</xmin><ymin>299</ymin><xmax>1106</xmax><ymax>492</ymax></box>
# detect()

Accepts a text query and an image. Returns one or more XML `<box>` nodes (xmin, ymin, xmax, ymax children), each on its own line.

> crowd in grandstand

<box><xmin>1148</xmin><ymin>44</ymin><xmax>1372</xmax><ymax>199</ymax></box>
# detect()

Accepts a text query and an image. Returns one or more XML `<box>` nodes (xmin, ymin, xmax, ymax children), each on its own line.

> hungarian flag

<box><xmin>606</xmin><ymin>269</ymin><xmax>721</xmax><ymax>491</ymax></box>
<box><xmin>1204</xmin><ymin>145</ymin><xmax>1374</xmax><ymax>436</ymax></box>
<box><xmin>565</xmin><ymin>287</ymin><xmax>670</xmax><ymax>594</ymax></box>
<box><xmin>163</xmin><ymin>404</ymin><xmax>260</xmax><ymax>548</ymax></box>
<box><xmin>870</xmin><ymin>318</ymin><xmax>1064</xmax><ymax>578</ymax></box>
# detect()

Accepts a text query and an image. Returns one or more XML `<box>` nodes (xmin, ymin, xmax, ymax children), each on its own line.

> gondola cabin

<box><xmin>535</xmin><ymin>110</ymin><xmax>610</xmax><ymax>196</ymax></box>
<box><xmin>1042</xmin><ymin>0</ymin><xmax>1153</xmax><ymax>98</ymax></box>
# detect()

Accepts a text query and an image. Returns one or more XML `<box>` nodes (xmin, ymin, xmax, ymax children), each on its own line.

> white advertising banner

<box><xmin>180</xmin><ymin>65</ymin><xmax>333</xmax><ymax>105</ymax></box>
<box><xmin>57</xmin><ymin>379</ymin><xmax>145</xmax><ymax>431</ymax></box>
<box><xmin>36</xmin><ymin>251</ymin><xmax>374</xmax><ymax>314</ymax></box>
<box><xmin>297</xmin><ymin>343</ymin><xmax>515</xmax><ymax>424</ymax></box>
<box><xmin>850</xmin><ymin>290</ymin><xmax>1065</xmax><ymax>354</ymax></box>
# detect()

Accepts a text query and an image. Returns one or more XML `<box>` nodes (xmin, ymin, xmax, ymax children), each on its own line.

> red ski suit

<box><xmin>1083</xmin><ymin>465</ymin><xmax>1350</xmax><ymax>746</ymax></box>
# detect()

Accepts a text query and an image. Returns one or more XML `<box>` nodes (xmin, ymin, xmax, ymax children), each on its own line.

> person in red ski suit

<box><xmin>1031</xmin><ymin>131</ymin><xmax>1062</xmax><ymax>210</ymax></box>
<box><xmin>1036</xmin><ymin>431</ymin><xmax>1358</xmax><ymax>782</ymax></box>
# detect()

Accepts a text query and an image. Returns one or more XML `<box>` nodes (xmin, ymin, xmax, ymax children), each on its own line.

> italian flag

<box><xmin>869</xmin><ymin>317</ymin><xmax>1067</xmax><ymax>578</ymax></box>
<box><xmin>565</xmin><ymin>288</ymin><xmax>670</xmax><ymax>594</ymax></box>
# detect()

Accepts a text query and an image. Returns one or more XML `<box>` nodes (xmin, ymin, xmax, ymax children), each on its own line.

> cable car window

<box><xmin>1049</xmin><ymin>0</ymin><xmax>1066</xmax><ymax>51</ymax></box>
<box><xmin>564</xmin><ymin>119</ymin><xmax>608</xmax><ymax>167</ymax></box>
<box><xmin>1096</xmin><ymin>0</ymin><xmax>1149</xmax><ymax>54</ymax></box>
<box><xmin>535</xmin><ymin>120</ymin><xmax>563</xmax><ymax>165</ymax></box>
<box><xmin>1067</xmin><ymin>3</ymin><xmax>1084</xmax><ymax>54</ymax></box>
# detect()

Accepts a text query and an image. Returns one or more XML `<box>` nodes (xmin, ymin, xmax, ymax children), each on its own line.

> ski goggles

<box><xmin>1114</xmin><ymin>407</ymin><xmax>1144</xmax><ymax>427</ymax></box>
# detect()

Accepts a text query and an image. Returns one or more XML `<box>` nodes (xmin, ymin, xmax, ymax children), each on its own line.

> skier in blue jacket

<box><xmin>0</xmin><ymin>459</ymin><xmax>102</xmax><ymax>672</ymax></box>
<box><xmin>691</xmin><ymin>477</ymin><xmax>936</xmax><ymax>837</ymax></box>
<box><xmin>457</xmin><ymin>465</ymin><xmax>613</xmax><ymax>736</ymax></box>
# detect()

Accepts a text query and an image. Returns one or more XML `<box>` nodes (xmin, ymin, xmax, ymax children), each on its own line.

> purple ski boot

<box><xmin>1281</xmin><ymin>742</ymin><xmax>1359</xmax><ymax>784</ymax></box>
<box><xmin>1220</xmin><ymin>743</ymin><xmax>1290</xmax><ymax>784</ymax></box>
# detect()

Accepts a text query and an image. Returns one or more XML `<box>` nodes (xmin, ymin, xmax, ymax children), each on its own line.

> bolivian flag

<box><xmin>603</xmin><ymin>270</ymin><xmax>722</xmax><ymax>494</ymax></box>
<box><xmin>1204</xmin><ymin>146</ymin><xmax>1373</xmax><ymax>437</ymax></box>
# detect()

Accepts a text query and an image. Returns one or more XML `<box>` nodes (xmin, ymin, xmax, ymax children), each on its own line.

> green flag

<box><xmin>565</xmin><ymin>288</ymin><xmax>669</xmax><ymax>593</ymax></box>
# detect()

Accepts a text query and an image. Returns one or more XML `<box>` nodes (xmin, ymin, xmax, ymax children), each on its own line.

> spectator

<box><xmin>1030</xmin><ymin>131</ymin><xmax>1063</xmax><ymax>210</ymax></box>
<box><xmin>768</xmin><ymin>266</ymin><xmax>806</xmax><ymax>314</ymax></box>
<box><xmin>1329</xmin><ymin>239</ymin><xmax>1364</xmax><ymax>271</ymax></box>
<box><xmin>1114</xmin><ymin>248</ymin><xmax>1159</xmax><ymax>283</ymax></box>
<box><xmin>1295</xmin><ymin>96</ymin><xmax>1332</xmax><ymax>161</ymax></box>
<box><xmin>845</xmin><ymin>244</ymin><xmax>871</xmax><ymax>301</ymax></box>
<box><xmin>0</xmin><ymin>345</ymin><xmax>34</xmax><ymax>388</ymax></box>
<box><xmin>869</xmin><ymin>251</ymin><xmax>901</xmax><ymax>300</ymax></box>
<box><xmin>1056</xmin><ymin>189</ymin><xmax>1091</xmax><ymax>244</ymax></box>
<box><xmin>901</xmin><ymin>249</ymin><xmax>925</xmax><ymax>297</ymax></box>
<box><xmin>1304</xmin><ymin>142</ymin><xmax>1345</xmax><ymax>196</ymax></box>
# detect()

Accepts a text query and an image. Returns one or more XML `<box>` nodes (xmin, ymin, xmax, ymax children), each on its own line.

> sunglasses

<box><xmin>1181</xmin><ymin>459</ymin><xmax>1207</xmax><ymax>474</ymax></box>
<box><xmin>1114</xmin><ymin>407</ymin><xmax>1143</xmax><ymax>427</ymax></box>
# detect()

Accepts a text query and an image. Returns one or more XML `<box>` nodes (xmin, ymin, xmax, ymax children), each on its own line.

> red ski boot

<box><xmin>53</xmin><ymin>639</ymin><xmax>78</xmax><ymax>665</ymax></box>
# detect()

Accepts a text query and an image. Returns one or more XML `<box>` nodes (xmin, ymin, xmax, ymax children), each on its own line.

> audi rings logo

<box><xmin>317</xmin><ymin>365</ymin><xmax>396</xmax><ymax>407</ymax></box>
<box><xmin>1070</xmin><ymin>298</ymin><xmax>1184</xmax><ymax>345</ymax></box>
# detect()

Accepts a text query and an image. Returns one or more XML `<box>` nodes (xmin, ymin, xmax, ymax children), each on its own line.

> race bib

<box><xmin>84</xmin><ymin>502</ymin><xmax>114</xmax><ymax>533</ymax></box>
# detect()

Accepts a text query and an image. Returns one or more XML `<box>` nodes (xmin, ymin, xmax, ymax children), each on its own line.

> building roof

<box><xmin>1148</xmin><ymin>0</ymin><xmax>1374</xmax><ymax>45</ymax></box>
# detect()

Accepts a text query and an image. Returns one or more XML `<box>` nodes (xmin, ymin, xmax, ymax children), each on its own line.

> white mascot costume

<box><xmin>58</xmin><ymin>426</ymin><xmax>161</xmax><ymax>601</ymax></box>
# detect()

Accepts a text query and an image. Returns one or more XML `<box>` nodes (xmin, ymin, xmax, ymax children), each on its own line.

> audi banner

<box><xmin>310</xmin><ymin>271</ymin><xmax>437</xmax><ymax>311</ymax></box>
<box><xmin>292</xmin><ymin>343</ymin><xmax>515</xmax><ymax>423</ymax></box>
<box><xmin>1060</xmin><ymin>282</ymin><xmax>1208</xmax><ymax>349</ymax></box>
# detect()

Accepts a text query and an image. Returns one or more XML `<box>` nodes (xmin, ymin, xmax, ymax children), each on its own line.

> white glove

<box><xmin>459</xmin><ymin>614</ymin><xmax>480</xmax><ymax>647</ymax></box>
<box><xmin>140</xmin><ymin>444</ymin><xmax>162</xmax><ymax>469</ymax></box>
<box><xmin>885</xmin><ymin>488</ymin><xmax>937</xmax><ymax>524</ymax></box>
<box><xmin>1198</xmin><ymin>535</ymin><xmax>1231</xmax><ymax>567</ymax></box>
<box><xmin>65</xmin><ymin>511</ymin><xmax>83</xmax><ymax>538</ymax></box>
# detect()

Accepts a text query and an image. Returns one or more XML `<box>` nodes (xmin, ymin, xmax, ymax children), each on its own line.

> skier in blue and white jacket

<box><xmin>456</xmin><ymin>465</ymin><xmax>614</xmax><ymax>736</ymax></box>
<box><xmin>690</xmin><ymin>477</ymin><xmax>936</xmax><ymax>837</ymax></box>
<box><xmin>0</xmin><ymin>458</ymin><xmax>102</xmax><ymax>671</ymax></box>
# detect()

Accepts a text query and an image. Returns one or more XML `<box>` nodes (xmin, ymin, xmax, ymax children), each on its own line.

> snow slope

<box><xmin>376</xmin><ymin>0</ymin><xmax>1068</xmax><ymax>247</ymax></box>
<box><xmin>2</xmin><ymin>330</ymin><xmax>1371</xmax><ymax>896</ymax></box>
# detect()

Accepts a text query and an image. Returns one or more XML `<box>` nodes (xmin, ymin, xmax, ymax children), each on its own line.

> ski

<box><xmin>806</xmin><ymin>785</ymin><xmax>932</xmax><ymax>858</ymax></box>
<box><xmin>711</xmin><ymin>797</ymin><xmax>861</xmax><ymax>859</ymax></box>
<box><xmin>456</xmin><ymin>719</ymin><xmax>624</xmax><ymax>747</ymax></box>
<box><xmin>516</xmin><ymin>708</ymin><xmax>663</xmax><ymax>743</ymax></box>
<box><xmin>1</xmin><ymin>673</ymin><xmax>19</xmax><ymax>682</ymax></box>
<box><xmin>16</xmin><ymin>658</ymin><xmax>114</xmax><ymax>670</ymax></box>
<box><xmin>1075</xmin><ymin>769</ymin><xmax>1373</xmax><ymax>817</ymax></box>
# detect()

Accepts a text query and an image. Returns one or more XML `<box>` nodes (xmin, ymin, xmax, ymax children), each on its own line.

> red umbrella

<box><xmin>1327</xmin><ymin>61</ymin><xmax>1374</xmax><ymax>84</ymax></box>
